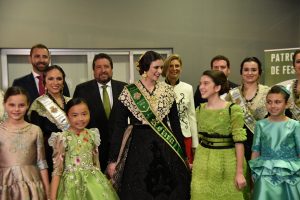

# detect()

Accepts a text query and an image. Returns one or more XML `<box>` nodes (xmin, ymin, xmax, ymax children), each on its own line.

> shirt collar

<box><xmin>165</xmin><ymin>78</ymin><xmax>180</xmax><ymax>86</ymax></box>
<box><xmin>32</xmin><ymin>70</ymin><xmax>41</xmax><ymax>79</ymax></box>
<box><xmin>97</xmin><ymin>80</ymin><xmax>112</xmax><ymax>88</ymax></box>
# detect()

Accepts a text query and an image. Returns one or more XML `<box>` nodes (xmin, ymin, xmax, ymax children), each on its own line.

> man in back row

<box><xmin>194</xmin><ymin>55</ymin><xmax>238</xmax><ymax>108</ymax></box>
<box><xmin>13</xmin><ymin>44</ymin><xmax>70</xmax><ymax>104</ymax></box>
<box><xmin>73</xmin><ymin>53</ymin><xmax>127</xmax><ymax>172</ymax></box>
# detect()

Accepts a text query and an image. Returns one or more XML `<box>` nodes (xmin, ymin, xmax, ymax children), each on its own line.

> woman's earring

<box><xmin>142</xmin><ymin>71</ymin><xmax>147</xmax><ymax>79</ymax></box>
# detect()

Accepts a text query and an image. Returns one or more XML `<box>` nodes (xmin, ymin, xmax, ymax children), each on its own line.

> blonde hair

<box><xmin>162</xmin><ymin>54</ymin><xmax>182</xmax><ymax>77</ymax></box>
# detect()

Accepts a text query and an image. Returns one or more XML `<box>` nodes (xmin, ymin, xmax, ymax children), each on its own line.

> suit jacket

<box><xmin>73</xmin><ymin>79</ymin><xmax>127</xmax><ymax>171</ymax></box>
<box><xmin>12</xmin><ymin>73</ymin><xmax>70</xmax><ymax>104</ymax></box>
<box><xmin>194</xmin><ymin>80</ymin><xmax>238</xmax><ymax>108</ymax></box>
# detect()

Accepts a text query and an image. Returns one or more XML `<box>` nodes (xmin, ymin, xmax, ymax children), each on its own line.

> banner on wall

<box><xmin>264</xmin><ymin>47</ymin><xmax>300</xmax><ymax>86</ymax></box>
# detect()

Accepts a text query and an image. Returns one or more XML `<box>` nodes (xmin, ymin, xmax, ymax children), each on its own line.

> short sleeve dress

<box><xmin>191</xmin><ymin>103</ymin><xmax>249</xmax><ymax>200</ymax></box>
<box><xmin>0</xmin><ymin>123</ymin><xmax>48</xmax><ymax>200</ymax></box>
<box><xmin>48</xmin><ymin>128</ymin><xmax>119</xmax><ymax>200</ymax></box>
<box><xmin>249</xmin><ymin>118</ymin><xmax>300</xmax><ymax>200</ymax></box>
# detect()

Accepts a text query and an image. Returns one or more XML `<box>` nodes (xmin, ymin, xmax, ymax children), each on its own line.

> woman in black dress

<box><xmin>107</xmin><ymin>51</ymin><xmax>190</xmax><ymax>200</ymax></box>
<box><xmin>28</xmin><ymin>65</ymin><xmax>71</xmax><ymax>178</ymax></box>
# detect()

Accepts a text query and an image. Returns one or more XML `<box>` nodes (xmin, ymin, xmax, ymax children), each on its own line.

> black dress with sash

<box><xmin>28</xmin><ymin>94</ymin><xmax>70</xmax><ymax>178</ymax></box>
<box><xmin>109</xmin><ymin>81</ymin><xmax>190</xmax><ymax>200</ymax></box>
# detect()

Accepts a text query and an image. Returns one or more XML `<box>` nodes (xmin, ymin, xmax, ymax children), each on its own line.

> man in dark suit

<box><xmin>12</xmin><ymin>44</ymin><xmax>70</xmax><ymax>104</ymax></box>
<box><xmin>73</xmin><ymin>53</ymin><xmax>127</xmax><ymax>172</ymax></box>
<box><xmin>194</xmin><ymin>55</ymin><xmax>239</xmax><ymax>108</ymax></box>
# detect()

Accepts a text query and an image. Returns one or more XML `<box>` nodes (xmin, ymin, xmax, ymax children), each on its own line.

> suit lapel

<box><xmin>28</xmin><ymin>73</ymin><xmax>39</xmax><ymax>101</ymax></box>
<box><xmin>92</xmin><ymin>80</ymin><xmax>107</xmax><ymax>119</ymax></box>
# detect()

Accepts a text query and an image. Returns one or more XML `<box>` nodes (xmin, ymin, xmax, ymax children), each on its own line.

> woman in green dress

<box><xmin>191</xmin><ymin>70</ymin><xmax>249</xmax><ymax>200</ymax></box>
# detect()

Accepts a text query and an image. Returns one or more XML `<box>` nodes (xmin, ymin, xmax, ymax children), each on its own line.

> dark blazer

<box><xmin>73</xmin><ymin>79</ymin><xmax>127</xmax><ymax>172</ymax></box>
<box><xmin>12</xmin><ymin>73</ymin><xmax>70</xmax><ymax>104</ymax></box>
<box><xmin>194</xmin><ymin>80</ymin><xmax>238</xmax><ymax>108</ymax></box>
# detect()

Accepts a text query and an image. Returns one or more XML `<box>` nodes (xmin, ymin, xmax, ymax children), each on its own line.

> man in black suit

<box><xmin>194</xmin><ymin>55</ymin><xmax>239</xmax><ymax>108</ymax></box>
<box><xmin>13</xmin><ymin>44</ymin><xmax>70</xmax><ymax>104</ymax></box>
<box><xmin>73</xmin><ymin>53</ymin><xmax>127</xmax><ymax>172</ymax></box>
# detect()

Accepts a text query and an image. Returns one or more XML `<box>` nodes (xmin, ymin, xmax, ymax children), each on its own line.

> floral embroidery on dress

<box><xmin>27</xmin><ymin>95</ymin><xmax>71</xmax><ymax>130</ymax></box>
<box><xmin>177</xmin><ymin>93</ymin><xmax>189</xmax><ymax>129</ymax></box>
<box><xmin>119</xmin><ymin>81</ymin><xmax>176</xmax><ymax>123</ymax></box>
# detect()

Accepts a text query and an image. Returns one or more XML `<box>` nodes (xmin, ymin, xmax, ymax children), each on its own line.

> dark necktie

<box><xmin>102</xmin><ymin>85</ymin><xmax>111</xmax><ymax>119</ymax></box>
<box><xmin>37</xmin><ymin>75</ymin><xmax>45</xmax><ymax>95</ymax></box>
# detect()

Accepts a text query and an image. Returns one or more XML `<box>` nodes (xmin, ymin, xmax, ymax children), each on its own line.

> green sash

<box><xmin>126</xmin><ymin>84</ymin><xmax>187</xmax><ymax>166</ymax></box>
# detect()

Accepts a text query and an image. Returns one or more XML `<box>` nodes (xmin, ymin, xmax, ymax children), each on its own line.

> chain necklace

<box><xmin>242</xmin><ymin>84</ymin><xmax>259</xmax><ymax>106</ymax></box>
<box><xmin>293</xmin><ymin>79</ymin><xmax>299</xmax><ymax>99</ymax></box>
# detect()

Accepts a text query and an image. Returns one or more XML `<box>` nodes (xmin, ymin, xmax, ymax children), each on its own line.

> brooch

<box><xmin>50</xmin><ymin>106</ymin><xmax>58</xmax><ymax>113</ymax></box>
<box><xmin>134</xmin><ymin>92</ymin><xmax>141</xmax><ymax>100</ymax></box>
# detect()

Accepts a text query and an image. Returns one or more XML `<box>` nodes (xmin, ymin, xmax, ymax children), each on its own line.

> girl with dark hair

<box><xmin>49</xmin><ymin>98</ymin><xmax>119</xmax><ymax>200</ymax></box>
<box><xmin>226</xmin><ymin>57</ymin><xmax>270</xmax><ymax>161</ymax></box>
<box><xmin>191</xmin><ymin>70</ymin><xmax>249</xmax><ymax>200</ymax></box>
<box><xmin>0</xmin><ymin>86</ymin><xmax>50</xmax><ymax>199</ymax></box>
<box><xmin>107</xmin><ymin>51</ymin><xmax>190</xmax><ymax>199</ymax></box>
<box><xmin>28</xmin><ymin>65</ymin><xmax>71</xmax><ymax>178</ymax></box>
<box><xmin>249</xmin><ymin>85</ymin><xmax>300</xmax><ymax>199</ymax></box>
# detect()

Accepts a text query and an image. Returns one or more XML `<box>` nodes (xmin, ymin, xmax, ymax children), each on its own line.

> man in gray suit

<box><xmin>73</xmin><ymin>53</ymin><xmax>127</xmax><ymax>172</ymax></box>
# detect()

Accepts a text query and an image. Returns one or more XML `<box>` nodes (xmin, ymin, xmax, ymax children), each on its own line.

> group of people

<box><xmin>0</xmin><ymin>43</ymin><xmax>299</xmax><ymax>200</ymax></box>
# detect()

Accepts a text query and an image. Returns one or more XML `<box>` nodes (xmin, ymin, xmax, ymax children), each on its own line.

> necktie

<box><xmin>102</xmin><ymin>85</ymin><xmax>111</xmax><ymax>119</ymax></box>
<box><xmin>37</xmin><ymin>75</ymin><xmax>45</xmax><ymax>95</ymax></box>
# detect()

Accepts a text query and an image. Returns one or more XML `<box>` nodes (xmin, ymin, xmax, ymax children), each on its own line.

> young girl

<box><xmin>49</xmin><ymin>98</ymin><xmax>119</xmax><ymax>200</ymax></box>
<box><xmin>249</xmin><ymin>85</ymin><xmax>300</xmax><ymax>200</ymax></box>
<box><xmin>0</xmin><ymin>86</ymin><xmax>50</xmax><ymax>199</ymax></box>
<box><xmin>191</xmin><ymin>70</ymin><xmax>249</xmax><ymax>200</ymax></box>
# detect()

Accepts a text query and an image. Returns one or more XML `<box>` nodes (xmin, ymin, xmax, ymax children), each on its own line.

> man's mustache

<box><xmin>36</xmin><ymin>62</ymin><xmax>48</xmax><ymax>66</ymax></box>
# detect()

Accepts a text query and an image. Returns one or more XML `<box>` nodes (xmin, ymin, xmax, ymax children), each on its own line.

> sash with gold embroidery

<box><xmin>126</xmin><ymin>84</ymin><xmax>187</xmax><ymax>166</ymax></box>
<box><xmin>37</xmin><ymin>95</ymin><xmax>70</xmax><ymax>131</ymax></box>
<box><xmin>280</xmin><ymin>80</ymin><xmax>300</xmax><ymax>121</ymax></box>
<box><xmin>229</xmin><ymin>88</ymin><xmax>256</xmax><ymax>133</ymax></box>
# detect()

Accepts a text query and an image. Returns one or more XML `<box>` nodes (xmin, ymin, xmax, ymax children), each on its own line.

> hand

<box><xmin>235</xmin><ymin>173</ymin><xmax>247</xmax><ymax>190</ymax></box>
<box><xmin>107</xmin><ymin>162</ymin><xmax>117</xmax><ymax>178</ymax></box>
<box><xmin>189</xmin><ymin>163</ymin><xmax>193</xmax><ymax>170</ymax></box>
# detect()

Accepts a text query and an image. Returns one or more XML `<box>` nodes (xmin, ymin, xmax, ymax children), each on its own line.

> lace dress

<box><xmin>0</xmin><ymin>123</ymin><xmax>48</xmax><ymax>200</ymax></box>
<box><xmin>249</xmin><ymin>118</ymin><xmax>300</xmax><ymax>200</ymax></box>
<box><xmin>49</xmin><ymin>128</ymin><xmax>119</xmax><ymax>200</ymax></box>
<box><xmin>191</xmin><ymin>103</ymin><xmax>249</xmax><ymax>200</ymax></box>
<box><xmin>109</xmin><ymin>81</ymin><xmax>191</xmax><ymax>200</ymax></box>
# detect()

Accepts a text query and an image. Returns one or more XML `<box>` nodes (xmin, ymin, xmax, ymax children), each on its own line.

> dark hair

<box><xmin>240</xmin><ymin>57</ymin><xmax>262</xmax><ymax>75</ymax></box>
<box><xmin>92</xmin><ymin>53</ymin><xmax>113</xmax><ymax>70</ymax></box>
<box><xmin>202</xmin><ymin>70</ymin><xmax>229</xmax><ymax>95</ymax></box>
<box><xmin>136</xmin><ymin>51</ymin><xmax>163</xmax><ymax>75</ymax></box>
<box><xmin>292</xmin><ymin>49</ymin><xmax>300</xmax><ymax>67</ymax></box>
<box><xmin>267</xmin><ymin>85</ymin><xmax>290</xmax><ymax>102</ymax></box>
<box><xmin>30</xmin><ymin>43</ymin><xmax>50</xmax><ymax>56</ymax></box>
<box><xmin>4</xmin><ymin>86</ymin><xmax>30</xmax><ymax>105</ymax></box>
<box><xmin>65</xmin><ymin>98</ymin><xmax>89</xmax><ymax>115</ymax></box>
<box><xmin>43</xmin><ymin>65</ymin><xmax>66</xmax><ymax>85</ymax></box>
<box><xmin>210</xmin><ymin>55</ymin><xmax>230</xmax><ymax>69</ymax></box>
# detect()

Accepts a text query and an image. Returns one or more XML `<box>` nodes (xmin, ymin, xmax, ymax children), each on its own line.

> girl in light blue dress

<box><xmin>249</xmin><ymin>85</ymin><xmax>300</xmax><ymax>200</ymax></box>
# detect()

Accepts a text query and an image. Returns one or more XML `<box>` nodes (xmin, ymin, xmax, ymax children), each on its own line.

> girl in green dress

<box><xmin>49</xmin><ymin>98</ymin><xmax>119</xmax><ymax>200</ymax></box>
<box><xmin>191</xmin><ymin>70</ymin><xmax>249</xmax><ymax>200</ymax></box>
<box><xmin>249</xmin><ymin>85</ymin><xmax>300</xmax><ymax>200</ymax></box>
